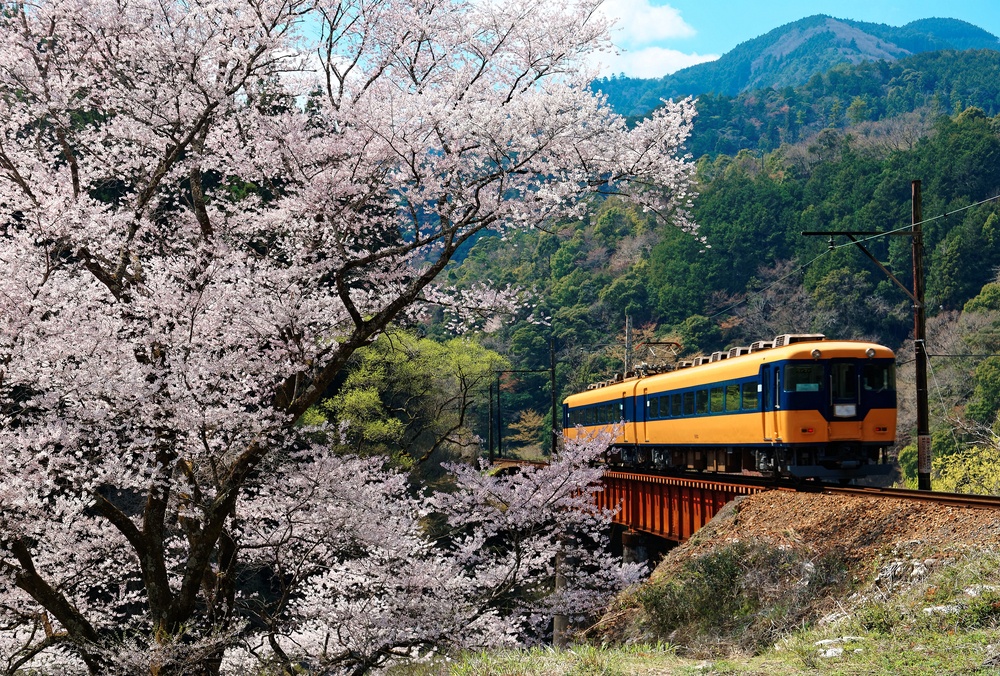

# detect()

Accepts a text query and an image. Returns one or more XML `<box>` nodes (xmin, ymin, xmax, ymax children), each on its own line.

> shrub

<box><xmin>638</xmin><ymin>541</ymin><xmax>847</xmax><ymax>652</ymax></box>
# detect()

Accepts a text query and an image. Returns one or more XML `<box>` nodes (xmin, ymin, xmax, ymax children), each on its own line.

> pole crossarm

<box><xmin>801</xmin><ymin>230</ymin><xmax>919</xmax><ymax>305</ymax></box>
<box><xmin>801</xmin><ymin>230</ymin><xmax>914</xmax><ymax>236</ymax></box>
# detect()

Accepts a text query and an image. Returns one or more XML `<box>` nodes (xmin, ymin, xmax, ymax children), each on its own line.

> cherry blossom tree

<box><xmin>0</xmin><ymin>0</ymin><xmax>695</xmax><ymax>672</ymax></box>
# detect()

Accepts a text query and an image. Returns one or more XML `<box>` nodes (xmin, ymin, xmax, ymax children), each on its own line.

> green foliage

<box><xmin>964</xmin><ymin>279</ymin><xmax>1000</xmax><ymax>313</ymax></box>
<box><xmin>441</xmin><ymin>78</ymin><xmax>1000</xmax><ymax>443</ymax></box>
<box><xmin>603</xmin><ymin>48</ymin><xmax>1000</xmax><ymax>160</ymax></box>
<box><xmin>966</xmin><ymin>357</ymin><xmax>1000</xmax><ymax>423</ymax></box>
<box><xmin>673</xmin><ymin>315</ymin><xmax>723</xmax><ymax>356</ymax></box>
<box><xmin>311</xmin><ymin>330</ymin><xmax>506</xmax><ymax>469</ymax></box>
<box><xmin>933</xmin><ymin>445</ymin><xmax>1000</xmax><ymax>495</ymax></box>
<box><xmin>639</xmin><ymin>541</ymin><xmax>846</xmax><ymax>651</ymax></box>
<box><xmin>898</xmin><ymin>429</ymin><xmax>960</xmax><ymax>485</ymax></box>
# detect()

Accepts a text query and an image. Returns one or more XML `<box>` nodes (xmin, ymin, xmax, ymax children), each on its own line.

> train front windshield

<box><xmin>862</xmin><ymin>363</ymin><xmax>895</xmax><ymax>393</ymax></box>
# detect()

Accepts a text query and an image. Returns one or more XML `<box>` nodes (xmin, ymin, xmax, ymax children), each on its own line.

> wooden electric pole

<box><xmin>912</xmin><ymin>180</ymin><xmax>931</xmax><ymax>491</ymax></box>
<box><xmin>488</xmin><ymin>380</ymin><xmax>494</xmax><ymax>463</ymax></box>
<box><xmin>802</xmin><ymin>178</ymin><xmax>931</xmax><ymax>491</ymax></box>
<box><xmin>550</xmin><ymin>337</ymin><xmax>558</xmax><ymax>458</ymax></box>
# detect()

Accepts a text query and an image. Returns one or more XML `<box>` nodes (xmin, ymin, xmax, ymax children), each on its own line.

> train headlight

<box><xmin>865</xmin><ymin>348</ymin><xmax>876</xmax><ymax>358</ymax></box>
<box><xmin>811</xmin><ymin>349</ymin><xmax>821</xmax><ymax>359</ymax></box>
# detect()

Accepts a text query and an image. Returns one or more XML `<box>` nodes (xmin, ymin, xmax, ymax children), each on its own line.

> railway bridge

<box><xmin>491</xmin><ymin>459</ymin><xmax>772</xmax><ymax>554</ymax></box>
<box><xmin>491</xmin><ymin>460</ymin><xmax>1000</xmax><ymax>565</ymax></box>
<box><xmin>598</xmin><ymin>471</ymin><xmax>770</xmax><ymax>542</ymax></box>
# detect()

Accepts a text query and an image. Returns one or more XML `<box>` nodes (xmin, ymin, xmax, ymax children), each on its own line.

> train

<box><xmin>562</xmin><ymin>334</ymin><xmax>896</xmax><ymax>482</ymax></box>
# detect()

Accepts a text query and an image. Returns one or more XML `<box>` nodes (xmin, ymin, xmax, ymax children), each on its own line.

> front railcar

<box><xmin>761</xmin><ymin>341</ymin><xmax>896</xmax><ymax>480</ymax></box>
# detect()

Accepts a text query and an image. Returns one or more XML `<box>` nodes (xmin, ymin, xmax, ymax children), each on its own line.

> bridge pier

<box><xmin>621</xmin><ymin>529</ymin><xmax>648</xmax><ymax>567</ymax></box>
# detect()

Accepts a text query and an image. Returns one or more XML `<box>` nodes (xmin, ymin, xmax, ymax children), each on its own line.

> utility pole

<box><xmin>496</xmin><ymin>374</ymin><xmax>503</xmax><ymax>458</ymax></box>
<box><xmin>912</xmin><ymin>180</ymin><xmax>931</xmax><ymax>491</ymax></box>
<box><xmin>550</xmin><ymin>337</ymin><xmax>558</xmax><ymax>458</ymax></box>
<box><xmin>624</xmin><ymin>314</ymin><xmax>633</xmax><ymax>375</ymax></box>
<box><xmin>488</xmin><ymin>380</ymin><xmax>494</xmax><ymax>463</ymax></box>
<box><xmin>802</xmin><ymin>178</ymin><xmax>931</xmax><ymax>490</ymax></box>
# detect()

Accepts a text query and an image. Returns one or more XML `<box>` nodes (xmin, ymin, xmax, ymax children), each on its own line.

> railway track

<box><xmin>818</xmin><ymin>484</ymin><xmax>1000</xmax><ymax>510</ymax></box>
<box><xmin>491</xmin><ymin>459</ymin><xmax>1000</xmax><ymax>511</ymax></box>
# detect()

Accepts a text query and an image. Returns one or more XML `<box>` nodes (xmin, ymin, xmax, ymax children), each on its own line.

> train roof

<box><xmin>563</xmin><ymin>334</ymin><xmax>895</xmax><ymax>407</ymax></box>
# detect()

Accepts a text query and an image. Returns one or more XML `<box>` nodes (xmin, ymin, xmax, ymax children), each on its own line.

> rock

<box><xmin>818</xmin><ymin>610</ymin><xmax>849</xmax><ymax>626</ymax></box>
<box><xmin>814</xmin><ymin>636</ymin><xmax>864</xmax><ymax>646</ymax></box>
<box><xmin>922</xmin><ymin>604</ymin><xmax>961</xmax><ymax>615</ymax></box>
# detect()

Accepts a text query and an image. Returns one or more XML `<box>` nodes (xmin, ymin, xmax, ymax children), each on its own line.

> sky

<box><xmin>596</xmin><ymin>0</ymin><xmax>1000</xmax><ymax>79</ymax></box>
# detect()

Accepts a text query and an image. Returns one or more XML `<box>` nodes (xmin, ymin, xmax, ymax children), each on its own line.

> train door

<box><xmin>641</xmin><ymin>388</ymin><xmax>648</xmax><ymax>442</ymax></box>
<box><xmin>762</xmin><ymin>364</ymin><xmax>782</xmax><ymax>442</ymax></box>
<box><xmin>829</xmin><ymin>360</ymin><xmax>860</xmax><ymax>418</ymax></box>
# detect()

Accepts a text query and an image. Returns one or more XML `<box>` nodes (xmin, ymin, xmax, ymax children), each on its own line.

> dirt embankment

<box><xmin>593</xmin><ymin>490</ymin><xmax>1000</xmax><ymax>648</ymax></box>
<box><xmin>669</xmin><ymin>490</ymin><xmax>1000</xmax><ymax>570</ymax></box>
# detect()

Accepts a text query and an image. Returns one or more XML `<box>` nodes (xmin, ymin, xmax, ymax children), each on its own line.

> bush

<box><xmin>638</xmin><ymin>541</ymin><xmax>847</xmax><ymax>652</ymax></box>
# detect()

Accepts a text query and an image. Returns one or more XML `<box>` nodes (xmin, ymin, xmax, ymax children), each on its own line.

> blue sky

<box><xmin>596</xmin><ymin>0</ymin><xmax>1000</xmax><ymax>78</ymax></box>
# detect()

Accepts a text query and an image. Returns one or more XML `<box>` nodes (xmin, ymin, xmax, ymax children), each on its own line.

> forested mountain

<box><xmin>597</xmin><ymin>16</ymin><xmax>1000</xmax><ymax>117</ymax></box>
<box><xmin>689</xmin><ymin>49</ymin><xmax>1000</xmax><ymax>157</ymax></box>
<box><xmin>435</xmin><ymin>102</ymin><xmax>1000</xmax><ymax>486</ymax></box>
<box><xmin>337</xmin><ymin>23</ymin><xmax>1000</xmax><ymax>491</ymax></box>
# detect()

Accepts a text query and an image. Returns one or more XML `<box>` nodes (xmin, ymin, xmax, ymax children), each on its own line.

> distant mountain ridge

<box><xmin>597</xmin><ymin>15</ymin><xmax>1000</xmax><ymax>117</ymax></box>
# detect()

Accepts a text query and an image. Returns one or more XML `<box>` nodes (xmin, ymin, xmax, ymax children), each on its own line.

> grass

<box><xmin>423</xmin><ymin>546</ymin><xmax>1000</xmax><ymax>675</ymax></box>
<box><xmin>445</xmin><ymin>643</ymin><xmax>684</xmax><ymax>675</ymax></box>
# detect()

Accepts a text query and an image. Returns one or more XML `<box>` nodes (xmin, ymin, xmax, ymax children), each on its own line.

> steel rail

<box><xmin>819</xmin><ymin>485</ymin><xmax>1000</xmax><ymax>510</ymax></box>
<box><xmin>489</xmin><ymin>460</ymin><xmax>1000</xmax><ymax>511</ymax></box>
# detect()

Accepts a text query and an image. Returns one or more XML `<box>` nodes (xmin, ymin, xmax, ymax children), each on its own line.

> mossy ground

<box><xmin>426</xmin><ymin>543</ymin><xmax>1000</xmax><ymax>675</ymax></box>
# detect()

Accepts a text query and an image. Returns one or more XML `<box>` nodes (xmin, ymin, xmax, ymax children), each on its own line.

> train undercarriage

<box><xmin>610</xmin><ymin>443</ymin><xmax>893</xmax><ymax>482</ymax></box>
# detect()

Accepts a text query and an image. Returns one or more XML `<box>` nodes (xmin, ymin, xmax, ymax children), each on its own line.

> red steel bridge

<box><xmin>599</xmin><ymin>471</ymin><xmax>770</xmax><ymax>542</ymax></box>
<box><xmin>492</xmin><ymin>460</ymin><xmax>771</xmax><ymax>543</ymax></box>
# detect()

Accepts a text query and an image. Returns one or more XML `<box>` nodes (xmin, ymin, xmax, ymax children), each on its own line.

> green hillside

<box><xmin>597</xmin><ymin>16</ymin><xmax>999</xmax><ymax>117</ymax></box>
<box><xmin>688</xmin><ymin>49</ymin><xmax>1000</xmax><ymax>157</ymax></box>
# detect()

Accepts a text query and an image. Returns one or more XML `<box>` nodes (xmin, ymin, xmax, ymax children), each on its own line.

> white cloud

<box><xmin>597</xmin><ymin>0</ymin><xmax>696</xmax><ymax>45</ymax></box>
<box><xmin>595</xmin><ymin>46</ymin><xmax>719</xmax><ymax>79</ymax></box>
<box><xmin>591</xmin><ymin>1</ymin><xmax>718</xmax><ymax>78</ymax></box>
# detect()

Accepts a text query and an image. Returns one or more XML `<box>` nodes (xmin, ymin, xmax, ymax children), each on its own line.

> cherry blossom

<box><xmin>0</xmin><ymin>0</ymin><xmax>695</xmax><ymax>672</ymax></box>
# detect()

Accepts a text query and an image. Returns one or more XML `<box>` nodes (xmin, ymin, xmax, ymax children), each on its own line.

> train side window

<box><xmin>671</xmin><ymin>394</ymin><xmax>682</xmax><ymax>417</ymax></box>
<box><xmin>683</xmin><ymin>391</ymin><xmax>695</xmax><ymax>416</ymax></box>
<box><xmin>726</xmin><ymin>384</ymin><xmax>741</xmax><ymax>412</ymax></box>
<box><xmin>710</xmin><ymin>387</ymin><xmax>724</xmax><ymax>413</ymax></box>
<box><xmin>742</xmin><ymin>383</ymin><xmax>759</xmax><ymax>410</ymax></box>
<box><xmin>785</xmin><ymin>364</ymin><xmax>824</xmax><ymax>392</ymax></box>
<box><xmin>649</xmin><ymin>397</ymin><xmax>659</xmax><ymax>418</ymax></box>
<box><xmin>660</xmin><ymin>396</ymin><xmax>671</xmax><ymax>418</ymax></box>
<box><xmin>696</xmin><ymin>389</ymin><xmax>708</xmax><ymax>415</ymax></box>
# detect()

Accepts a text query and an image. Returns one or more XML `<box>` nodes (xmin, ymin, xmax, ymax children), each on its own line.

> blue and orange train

<box><xmin>562</xmin><ymin>334</ymin><xmax>897</xmax><ymax>482</ymax></box>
